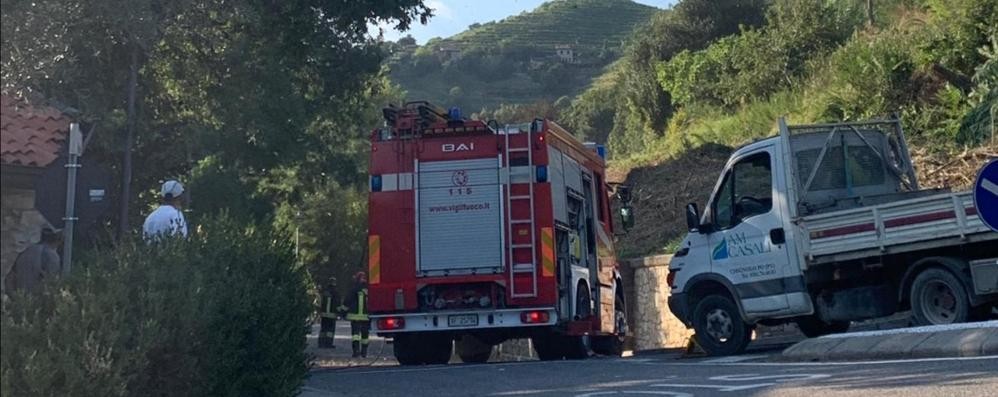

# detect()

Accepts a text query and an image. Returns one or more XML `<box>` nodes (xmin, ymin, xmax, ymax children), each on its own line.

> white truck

<box><xmin>668</xmin><ymin>117</ymin><xmax>998</xmax><ymax>356</ymax></box>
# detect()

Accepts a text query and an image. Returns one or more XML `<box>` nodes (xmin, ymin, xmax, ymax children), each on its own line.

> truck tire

<box><xmin>393</xmin><ymin>334</ymin><xmax>424</xmax><ymax>366</ymax></box>
<box><xmin>456</xmin><ymin>335</ymin><xmax>493</xmax><ymax>363</ymax></box>
<box><xmin>424</xmin><ymin>335</ymin><xmax>454</xmax><ymax>365</ymax></box>
<box><xmin>795</xmin><ymin>315</ymin><xmax>850</xmax><ymax>338</ymax></box>
<box><xmin>394</xmin><ymin>333</ymin><xmax>453</xmax><ymax>365</ymax></box>
<box><xmin>560</xmin><ymin>285</ymin><xmax>593</xmax><ymax>360</ymax></box>
<box><xmin>531</xmin><ymin>335</ymin><xmax>564</xmax><ymax>361</ymax></box>
<box><xmin>592</xmin><ymin>295</ymin><xmax>627</xmax><ymax>356</ymax></box>
<box><xmin>691</xmin><ymin>294</ymin><xmax>752</xmax><ymax>356</ymax></box>
<box><xmin>911</xmin><ymin>268</ymin><xmax>970</xmax><ymax>325</ymax></box>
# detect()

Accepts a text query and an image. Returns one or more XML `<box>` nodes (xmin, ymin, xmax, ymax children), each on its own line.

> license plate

<box><xmin>448</xmin><ymin>314</ymin><xmax>479</xmax><ymax>327</ymax></box>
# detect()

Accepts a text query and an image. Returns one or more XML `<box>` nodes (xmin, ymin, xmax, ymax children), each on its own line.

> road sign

<box><xmin>974</xmin><ymin>158</ymin><xmax>998</xmax><ymax>232</ymax></box>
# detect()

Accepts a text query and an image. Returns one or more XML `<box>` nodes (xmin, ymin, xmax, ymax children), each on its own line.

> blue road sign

<box><xmin>974</xmin><ymin>158</ymin><xmax>998</xmax><ymax>232</ymax></box>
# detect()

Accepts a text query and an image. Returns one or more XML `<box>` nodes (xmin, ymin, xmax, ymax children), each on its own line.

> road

<box><xmin>303</xmin><ymin>348</ymin><xmax>998</xmax><ymax>397</ymax></box>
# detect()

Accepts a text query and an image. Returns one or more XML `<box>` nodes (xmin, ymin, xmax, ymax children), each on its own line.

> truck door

<box><xmin>707</xmin><ymin>148</ymin><xmax>795</xmax><ymax>314</ymax></box>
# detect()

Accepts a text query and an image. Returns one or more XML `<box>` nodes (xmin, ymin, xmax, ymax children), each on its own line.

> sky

<box><xmin>371</xmin><ymin>0</ymin><xmax>678</xmax><ymax>44</ymax></box>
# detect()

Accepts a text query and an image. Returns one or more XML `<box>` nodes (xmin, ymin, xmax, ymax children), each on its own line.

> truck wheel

<box><xmin>592</xmin><ymin>295</ymin><xmax>627</xmax><ymax>356</ymax></box>
<box><xmin>560</xmin><ymin>285</ymin><xmax>593</xmax><ymax>360</ymax></box>
<box><xmin>795</xmin><ymin>315</ymin><xmax>850</xmax><ymax>338</ymax></box>
<box><xmin>456</xmin><ymin>335</ymin><xmax>493</xmax><ymax>363</ymax></box>
<box><xmin>531</xmin><ymin>335</ymin><xmax>564</xmax><ymax>361</ymax></box>
<box><xmin>393</xmin><ymin>334</ymin><xmax>424</xmax><ymax>366</ymax></box>
<box><xmin>424</xmin><ymin>334</ymin><xmax>454</xmax><ymax>365</ymax></box>
<box><xmin>692</xmin><ymin>294</ymin><xmax>751</xmax><ymax>356</ymax></box>
<box><xmin>561</xmin><ymin>335</ymin><xmax>590</xmax><ymax>360</ymax></box>
<box><xmin>911</xmin><ymin>268</ymin><xmax>970</xmax><ymax>325</ymax></box>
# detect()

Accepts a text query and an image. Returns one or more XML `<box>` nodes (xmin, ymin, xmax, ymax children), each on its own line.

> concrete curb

<box><xmin>780</xmin><ymin>321</ymin><xmax>998</xmax><ymax>361</ymax></box>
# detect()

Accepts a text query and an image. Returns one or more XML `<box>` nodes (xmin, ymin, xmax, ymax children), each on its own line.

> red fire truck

<box><xmin>367</xmin><ymin>102</ymin><xmax>634</xmax><ymax>365</ymax></box>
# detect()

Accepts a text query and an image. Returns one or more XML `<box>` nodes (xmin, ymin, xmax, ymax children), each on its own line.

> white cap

<box><xmin>161</xmin><ymin>180</ymin><xmax>185</xmax><ymax>199</ymax></box>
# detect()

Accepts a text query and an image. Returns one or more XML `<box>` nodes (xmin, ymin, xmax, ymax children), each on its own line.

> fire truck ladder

<box><xmin>505</xmin><ymin>123</ymin><xmax>538</xmax><ymax>298</ymax></box>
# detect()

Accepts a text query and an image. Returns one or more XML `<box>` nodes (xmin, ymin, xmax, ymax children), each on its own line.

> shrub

<box><xmin>1</xmin><ymin>217</ymin><xmax>311</xmax><ymax>397</ymax></box>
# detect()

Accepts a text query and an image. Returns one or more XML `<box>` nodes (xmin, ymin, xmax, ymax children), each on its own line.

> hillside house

<box><xmin>437</xmin><ymin>45</ymin><xmax>463</xmax><ymax>62</ymax></box>
<box><xmin>555</xmin><ymin>45</ymin><xmax>576</xmax><ymax>63</ymax></box>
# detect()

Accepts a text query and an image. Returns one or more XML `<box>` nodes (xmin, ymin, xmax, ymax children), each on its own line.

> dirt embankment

<box><xmin>610</xmin><ymin>143</ymin><xmax>733</xmax><ymax>258</ymax></box>
<box><xmin>911</xmin><ymin>145</ymin><xmax>997</xmax><ymax>190</ymax></box>
<box><xmin>610</xmin><ymin>142</ymin><xmax>996</xmax><ymax>260</ymax></box>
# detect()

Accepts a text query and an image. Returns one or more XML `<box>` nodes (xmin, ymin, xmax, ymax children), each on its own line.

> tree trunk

<box><xmin>866</xmin><ymin>0</ymin><xmax>875</xmax><ymax>28</ymax></box>
<box><xmin>119</xmin><ymin>43</ymin><xmax>139</xmax><ymax>238</ymax></box>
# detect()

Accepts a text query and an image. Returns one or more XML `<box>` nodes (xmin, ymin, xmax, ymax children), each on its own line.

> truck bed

<box><xmin>799</xmin><ymin>191</ymin><xmax>995</xmax><ymax>265</ymax></box>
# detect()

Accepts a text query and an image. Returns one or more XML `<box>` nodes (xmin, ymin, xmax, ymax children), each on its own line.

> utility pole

<box><xmin>62</xmin><ymin>123</ymin><xmax>83</xmax><ymax>274</ymax></box>
<box><xmin>119</xmin><ymin>43</ymin><xmax>139</xmax><ymax>238</ymax></box>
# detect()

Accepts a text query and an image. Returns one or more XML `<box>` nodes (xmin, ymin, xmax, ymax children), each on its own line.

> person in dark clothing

<box><xmin>318</xmin><ymin>277</ymin><xmax>339</xmax><ymax>348</ymax></box>
<box><xmin>4</xmin><ymin>227</ymin><xmax>62</xmax><ymax>296</ymax></box>
<box><xmin>343</xmin><ymin>271</ymin><xmax>370</xmax><ymax>358</ymax></box>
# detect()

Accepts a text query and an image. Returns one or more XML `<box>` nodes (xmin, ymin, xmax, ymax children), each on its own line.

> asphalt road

<box><xmin>303</xmin><ymin>349</ymin><xmax>998</xmax><ymax>397</ymax></box>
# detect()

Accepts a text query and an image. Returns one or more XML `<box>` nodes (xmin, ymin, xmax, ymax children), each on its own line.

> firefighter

<box><xmin>318</xmin><ymin>277</ymin><xmax>339</xmax><ymax>349</ymax></box>
<box><xmin>344</xmin><ymin>271</ymin><xmax>370</xmax><ymax>358</ymax></box>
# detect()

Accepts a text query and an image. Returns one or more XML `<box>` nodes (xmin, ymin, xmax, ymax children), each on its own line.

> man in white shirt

<box><xmin>143</xmin><ymin>180</ymin><xmax>189</xmax><ymax>241</ymax></box>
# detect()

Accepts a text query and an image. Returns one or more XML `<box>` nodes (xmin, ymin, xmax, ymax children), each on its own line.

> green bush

<box><xmin>1</xmin><ymin>217</ymin><xmax>311</xmax><ymax>397</ymax></box>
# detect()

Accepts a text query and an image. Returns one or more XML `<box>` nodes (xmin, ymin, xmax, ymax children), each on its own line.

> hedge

<box><xmin>1</xmin><ymin>217</ymin><xmax>312</xmax><ymax>397</ymax></box>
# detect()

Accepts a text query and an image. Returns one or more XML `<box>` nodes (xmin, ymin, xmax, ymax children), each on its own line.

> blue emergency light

<box><xmin>536</xmin><ymin>165</ymin><xmax>548</xmax><ymax>183</ymax></box>
<box><xmin>448</xmin><ymin>107</ymin><xmax>461</xmax><ymax>120</ymax></box>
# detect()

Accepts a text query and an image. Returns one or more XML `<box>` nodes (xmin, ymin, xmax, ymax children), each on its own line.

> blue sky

<box><xmin>371</xmin><ymin>0</ymin><xmax>677</xmax><ymax>44</ymax></box>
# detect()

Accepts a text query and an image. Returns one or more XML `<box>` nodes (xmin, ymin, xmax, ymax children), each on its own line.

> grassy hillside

<box><xmin>387</xmin><ymin>0</ymin><xmax>658</xmax><ymax>112</ymax></box>
<box><xmin>604</xmin><ymin>0</ymin><xmax>998</xmax><ymax>258</ymax></box>
<box><xmin>448</xmin><ymin>0</ymin><xmax>657</xmax><ymax>50</ymax></box>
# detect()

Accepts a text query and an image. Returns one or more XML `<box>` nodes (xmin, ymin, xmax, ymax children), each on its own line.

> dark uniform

<box><xmin>318</xmin><ymin>279</ymin><xmax>339</xmax><ymax>348</ymax></box>
<box><xmin>344</xmin><ymin>274</ymin><xmax>370</xmax><ymax>358</ymax></box>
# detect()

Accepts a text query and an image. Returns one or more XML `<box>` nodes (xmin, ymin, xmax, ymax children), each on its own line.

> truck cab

<box><xmin>669</xmin><ymin>117</ymin><xmax>997</xmax><ymax>356</ymax></box>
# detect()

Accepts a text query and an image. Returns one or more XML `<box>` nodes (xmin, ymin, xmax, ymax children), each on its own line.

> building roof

<box><xmin>1</xmin><ymin>94</ymin><xmax>69</xmax><ymax>168</ymax></box>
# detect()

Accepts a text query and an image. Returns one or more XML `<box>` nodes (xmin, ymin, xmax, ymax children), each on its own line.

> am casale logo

<box><xmin>712</xmin><ymin>239</ymin><xmax>729</xmax><ymax>260</ymax></box>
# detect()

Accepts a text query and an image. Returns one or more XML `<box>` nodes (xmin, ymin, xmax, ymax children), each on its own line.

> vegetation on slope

<box><xmin>606</xmin><ymin>0</ymin><xmax>998</xmax><ymax>257</ymax></box>
<box><xmin>387</xmin><ymin>0</ymin><xmax>657</xmax><ymax>112</ymax></box>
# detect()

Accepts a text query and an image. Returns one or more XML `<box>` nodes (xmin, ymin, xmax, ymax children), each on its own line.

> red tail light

<box><xmin>377</xmin><ymin>317</ymin><xmax>405</xmax><ymax>330</ymax></box>
<box><xmin>667</xmin><ymin>269</ymin><xmax>677</xmax><ymax>288</ymax></box>
<box><xmin>520</xmin><ymin>310</ymin><xmax>550</xmax><ymax>324</ymax></box>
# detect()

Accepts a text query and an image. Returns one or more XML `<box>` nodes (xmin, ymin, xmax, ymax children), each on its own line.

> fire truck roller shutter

<box><xmin>418</xmin><ymin>158</ymin><xmax>503</xmax><ymax>274</ymax></box>
<box><xmin>548</xmin><ymin>146</ymin><xmax>568</xmax><ymax>226</ymax></box>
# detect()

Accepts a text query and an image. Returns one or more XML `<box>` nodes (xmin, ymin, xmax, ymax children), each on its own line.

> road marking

<box><xmin>710</xmin><ymin>373</ymin><xmax>830</xmax><ymax>382</ymax></box>
<box><xmin>576</xmin><ymin>391</ymin><xmax>692</xmax><ymax>397</ymax></box>
<box><xmin>650</xmin><ymin>383</ymin><xmax>775</xmax><ymax>392</ymax></box>
<box><xmin>701</xmin><ymin>354</ymin><xmax>768</xmax><ymax>363</ymax></box>
<box><xmin>629</xmin><ymin>354</ymin><xmax>998</xmax><ymax>367</ymax></box>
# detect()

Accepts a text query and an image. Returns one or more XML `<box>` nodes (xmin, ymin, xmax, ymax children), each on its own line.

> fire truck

<box><xmin>366</xmin><ymin>102</ymin><xmax>634</xmax><ymax>365</ymax></box>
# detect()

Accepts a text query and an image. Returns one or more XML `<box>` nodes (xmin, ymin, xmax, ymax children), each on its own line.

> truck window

<box><xmin>713</xmin><ymin>152</ymin><xmax>773</xmax><ymax>229</ymax></box>
<box><xmin>796</xmin><ymin>145</ymin><xmax>886</xmax><ymax>191</ymax></box>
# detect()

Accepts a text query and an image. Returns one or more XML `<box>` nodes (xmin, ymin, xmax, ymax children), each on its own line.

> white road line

<box><xmin>710</xmin><ymin>374</ymin><xmax>830</xmax><ymax>382</ymax></box>
<box><xmin>650</xmin><ymin>383</ymin><xmax>775</xmax><ymax>392</ymax></box>
<box><xmin>576</xmin><ymin>391</ymin><xmax>693</xmax><ymax>397</ymax></box>
<box><xmin>701</xmin><ymin>354</ymin><xmax>768</xmax><ymax>363</ymax></box>
<box><xmin>634</xmin><ymin>355</ymin><xmax>998</xmax><ymax>367</ymax></box>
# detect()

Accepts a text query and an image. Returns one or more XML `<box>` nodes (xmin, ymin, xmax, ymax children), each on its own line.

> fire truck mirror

<box><xmin>615</xmin><ymin>185</ymin><xmax>633</xmax><ymax>205</ymax></box>
<box><xmin>619</xmin><ymin>205</ymin><xmax>635</xmax><ymax>231</ymax></box>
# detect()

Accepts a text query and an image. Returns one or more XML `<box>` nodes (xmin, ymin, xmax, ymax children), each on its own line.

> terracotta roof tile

<box><xmin>0</xmin><ymin>94</ymin><xmax>69</xmax><ymax>168</ymax></box>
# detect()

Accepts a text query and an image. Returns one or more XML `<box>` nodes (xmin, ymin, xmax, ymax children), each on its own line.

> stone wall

<box><xmin>1</xmin><ymin>187</ymin><xmax>49</xmax><ymax>293</ymax></box>
<box><xmin>628</xmin><ymin>254</ymin><xmax>693</xmax><ymax>351</ymax></box>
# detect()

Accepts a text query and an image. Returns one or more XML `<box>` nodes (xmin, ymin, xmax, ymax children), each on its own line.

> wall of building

<box><xmin>1</xmin><ymin>187</ymin><xmax>48</xmax><ymax>292</ymax></box>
